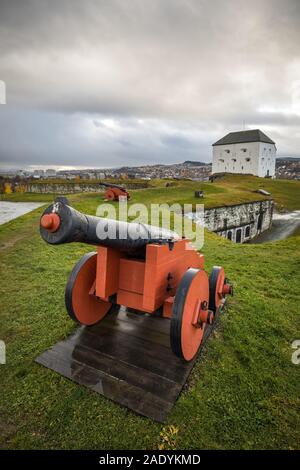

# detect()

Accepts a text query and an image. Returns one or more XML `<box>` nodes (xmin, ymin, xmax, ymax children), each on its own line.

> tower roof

<box><xmin>212</xmin><ymin>129</ymin><xmax>275</xmax><ymax>146</ymax></box>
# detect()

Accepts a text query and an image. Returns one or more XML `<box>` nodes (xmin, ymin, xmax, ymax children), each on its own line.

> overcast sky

<box><xmin>0</xmin><ymin>0</ymin><xmax>299</xmax><ymax>170</ymax></box>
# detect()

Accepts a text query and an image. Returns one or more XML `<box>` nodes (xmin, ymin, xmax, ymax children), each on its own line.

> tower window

<box><xmin>225</xmin><ymin>149</ymin><xmax>230</xmax><ymax>153</ymax></box>
<box><xmin>246</xmin><ymin>158</ymin><xmax>251</xmax><ymax>162</ymax></box>
<box><xmin>241</xmin><ymin>148</ymin><xmax>247</xmax><ymax>152</ymax></box>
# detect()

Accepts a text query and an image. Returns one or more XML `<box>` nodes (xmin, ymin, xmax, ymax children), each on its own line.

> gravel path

<box><xmin>0</xmin><ymin>201</ymin><xmax>44</xmax><ymax>225</ymax></box>
<box><xmin>250</xmin><ymin>210</ymin><xmax>300</xmax><ymax>243</ymax></box>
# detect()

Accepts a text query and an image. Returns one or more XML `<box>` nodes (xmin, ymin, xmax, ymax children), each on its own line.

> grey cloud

<box><xmin>0</xmin><ymin>0</ymin><xmax>299</xmax><ymax>167</ymax></box>
<box><xmin>0</xmin><ymin>107</ymin><xmax>297</xmax><ymax>171</ymax></box>
<box><xmin>160</xmin><ymin>134</ymin><xmax>198</xmax><ymax>149</ymax></box>
<box><xmin>0</xmin><ymin>107</ymin><xmax>214</xmax><ymax>168</ymax></box>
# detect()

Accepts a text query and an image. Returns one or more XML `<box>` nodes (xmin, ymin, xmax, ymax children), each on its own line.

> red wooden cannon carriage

<box><xmin>100</xmin><ymin>182</ymin><xmax>130</xmax><ymax>201</ymax></box>
<box><xmin>40</xmin><ymin>200</ymin><xmax>232</xmax><ymax>361</ymax></box>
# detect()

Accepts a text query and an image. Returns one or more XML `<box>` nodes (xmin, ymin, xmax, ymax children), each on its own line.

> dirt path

<box><xmin>251</xmin><ymin>210</ymin><xmax>300</xmax><ymax>243</ymax></box>
<box><xmin>0</xmin><ymin>201</ymin><xmax>44</xmax><ymax>225</ymax></box>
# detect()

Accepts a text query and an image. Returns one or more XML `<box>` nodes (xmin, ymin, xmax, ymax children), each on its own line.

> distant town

<box><xmin>0</xmin><ymin>157</ymin><xmax>299</xmax><ymax>184</ymax></box>
<box><xmin>0</xmin><ymin>161</ymin><xmax>212</xmax><ymax>182</ymax></box>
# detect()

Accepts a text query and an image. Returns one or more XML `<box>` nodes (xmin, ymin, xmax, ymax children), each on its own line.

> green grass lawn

<box><xmin>0</xmin><ymin>177</ymin><xmax>299</xmax><ymax>449</ymax></box>
<box><xmin>213</xmin><ymin>174</ymin><xmax>300</xmax><ymax>211</ymax></box>
<box><xmin>2</xmin><ymin>174</ymin><xmax>299</xmax><ymax>211</ymax></box>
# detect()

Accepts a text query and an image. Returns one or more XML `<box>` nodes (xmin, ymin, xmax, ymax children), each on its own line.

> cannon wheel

<box><xmin>105</xmin><ymin>189</ymin><xmax>116</xmax><ymax>201</ymax></box>
<box><xmin>65</xmin><ymin>252</ymin><xmax>112</xmax><ymax>326</ymax></box>
<box><xmin>170</xmin><ymin>268</ymin><xmax>209</xmax><ymax>362</ymax></box>
<box><xmin>209</xmin><ymin>266</ymin><xmax>225</xmax><ymax>313</ymax></box>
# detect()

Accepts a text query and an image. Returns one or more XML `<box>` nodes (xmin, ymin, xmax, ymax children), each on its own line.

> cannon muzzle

<box><xmin>40</xmin><ymin>201</ymin><xmax>178</xmax><ymax>255</ymax></box>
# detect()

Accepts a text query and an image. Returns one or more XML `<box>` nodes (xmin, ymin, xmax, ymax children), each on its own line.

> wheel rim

<box><xmin>171</xmin><ymin>268</ymin><xmax>209</xmax><ymax>361</ymax></box>
<box><xmin>65</xmin><ymin>252</ymin><xmax>112</xmax><ymax>325</ymax></box>
<box><xmin>105</xmin><ymin>189</ymin><xmax>115</xmax><ymax>200</ymax></box>
<box><xmin>209</xmin><ymin>266</ymin><xmax>225</xmax><ymax>313</ymax></box>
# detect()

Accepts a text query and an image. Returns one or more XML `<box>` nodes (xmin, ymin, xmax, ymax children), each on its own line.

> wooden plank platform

<box><xmin>36</xmin><ymin>306</ymin><xmax>220</xmax><ymax>422</ymax></box>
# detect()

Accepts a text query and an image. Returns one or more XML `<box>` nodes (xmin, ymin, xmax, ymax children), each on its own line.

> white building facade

<box><xmin>212</xmin><ymin>129</ymin><xmax>276</xmax><ymax>177</ymax></box>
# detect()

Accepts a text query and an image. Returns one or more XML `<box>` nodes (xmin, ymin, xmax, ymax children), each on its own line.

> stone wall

<box><xmin>26</xmin><ymin>183</ymin><xmax>101</xmax><ymax>194</ymax></box>
<box><xmin>25</xmin><ymin>182</ymin><xmax>148</xmax><ymax>194</ymax></box>
<box><xmin>204</xmin><ymin>199</ymin><xmax>274</xmax><ymax>243</ymax></box>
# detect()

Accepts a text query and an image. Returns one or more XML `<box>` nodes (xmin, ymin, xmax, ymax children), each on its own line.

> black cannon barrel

<box><xmin>40</xmin><ymin>201</ymin><xmax>179</xmax><ymax>255</ymax></box>
<box><xmin>100</xmin><ymin>181</ymin><xmax>127</xmax><ymax>191</ymax></box>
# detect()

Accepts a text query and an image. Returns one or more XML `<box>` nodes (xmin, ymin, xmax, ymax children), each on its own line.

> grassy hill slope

<box><xmin>0</xmin><ymin>178</ymin><xmax>299</xmax><ymax>449</ymax></box>
<box><xmin>2</xmin><ymin>174</ymin><xmax>299</xmax><ymax>211</ymax></box>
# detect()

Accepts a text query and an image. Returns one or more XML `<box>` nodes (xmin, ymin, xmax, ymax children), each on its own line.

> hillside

<box><xmin>2</xmin><ymin>174</ymin><xmax>300</xmax><ymax>212</ymax></box>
